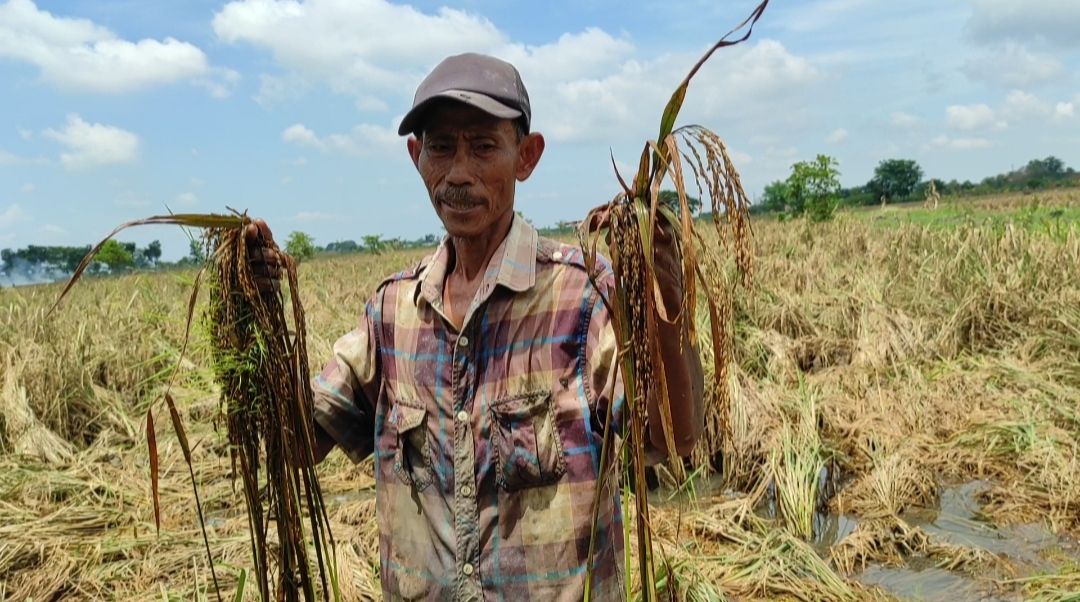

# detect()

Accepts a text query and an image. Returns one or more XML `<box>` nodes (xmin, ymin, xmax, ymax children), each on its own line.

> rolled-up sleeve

<box><xmin>313</xmin><ymin>299</ymin><xmax>379</xmax><ymax>463</ymax></box>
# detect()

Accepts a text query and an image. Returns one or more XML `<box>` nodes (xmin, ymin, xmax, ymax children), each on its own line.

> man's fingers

<box><xmin>248</xmin><ymin>246</ymin><xmax>281</xmax><ymax>264</ymax></box>
<box><xmin>254</xmin><ymin>218</ymin><xmax>274</xmax><ymax>244</ymax></box>
<box><xmin>244</xmin><ymin>219</ymin><xmax>275</xmax><ymax>244</ymax></box>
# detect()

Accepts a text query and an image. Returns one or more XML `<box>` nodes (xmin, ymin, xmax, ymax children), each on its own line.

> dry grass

<box><xmin>2</xmin><ymin>193</ymin><xmax>1078</xmax><ymax>600</ymax></box>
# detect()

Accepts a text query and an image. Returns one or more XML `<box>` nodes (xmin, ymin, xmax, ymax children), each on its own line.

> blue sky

<box><xmin>1</xmin><ymin>0</ymin><xmax>1078</xmax><ymax>259</ymax></box>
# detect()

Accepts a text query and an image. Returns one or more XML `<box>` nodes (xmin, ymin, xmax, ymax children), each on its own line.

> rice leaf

<box><xmin>146</xmin><ymin>408</ymin><xmax>161</xmax><ymax>534</ymax></box>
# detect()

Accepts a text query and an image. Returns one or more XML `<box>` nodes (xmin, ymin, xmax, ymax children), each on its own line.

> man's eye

<box><xmin>475</xmin><ymin>143</ymin><xmax>496</xmax><ymax>152</ymax></box>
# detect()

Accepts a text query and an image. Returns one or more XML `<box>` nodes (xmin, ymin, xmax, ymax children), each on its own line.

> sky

<box><xmin>1</xmin><ymin>0</ymin><xmax>1079</xmax><ymax>260</ymax></box>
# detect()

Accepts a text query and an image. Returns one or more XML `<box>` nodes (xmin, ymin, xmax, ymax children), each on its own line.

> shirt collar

<box><xmin>416</xmin><ymin>213</ymin><xmax>538</xmax><ymax>310</ymax></box>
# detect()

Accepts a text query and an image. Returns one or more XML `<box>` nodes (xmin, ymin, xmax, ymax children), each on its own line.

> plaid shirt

<box><xmin>313</xmin><ymin>215</ymin><xmax>626</xmax><ymax>601</ymax></box>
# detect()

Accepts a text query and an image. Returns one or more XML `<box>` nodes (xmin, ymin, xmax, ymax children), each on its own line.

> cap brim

<box><xmin>397</xmin><ymin>89</ymin><xmax>523</xmax><ymax>136</ymax></box>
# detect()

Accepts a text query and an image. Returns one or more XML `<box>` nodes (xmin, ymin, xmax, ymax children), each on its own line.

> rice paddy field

<box><xmin>2</xmin><ymin>189</ymin><xmax>1078</xmax><ymax>601</ymax></box>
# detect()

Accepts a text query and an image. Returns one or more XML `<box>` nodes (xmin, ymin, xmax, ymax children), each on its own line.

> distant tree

<box><xmin>868</xmin><ymin>159</ymin><xmax>923</xmax><ymax>202</ymax></box>
<box><xmin>362</xmin><ymin>234</ymin><xmax>385</xmax><ymax>255</ymax></box>
<box><xmin>97</xmin><ymin>240</ymin><xmax>135</xmax><ymax>272</ymax></box>
<box><xmin>658</xmin><ymin>189</ymin><xmax>703</xmax><ymax>215</ymax></box>
<box><xmin>188</xmin><ymin>240</ymin><xmax>206</xmax><ymax>264</ymax></box>
<box><xmin>325</xmin><ymin>240</ymin><xmax>360</xmax><ymax>253</ymax></box>
<box><xmin>1</xmin><ymin>249</ymin><xmax>12</xmax><ymax>275</ymax></box>
<box><xmin>760</xmin><ymin>180</ymin><xmax>790</xmax><ymax>213</ymax></box>
<box><xmin>285</xmin><ymin>231</ymin><xmax>317</xmax><ymax>262</ymax></box>
<box><xmin>787</xmin><ymin>154</ymin><xmax>841</xmax><ymax>222</ymax></box>
<box><xmin>1025</xmin><ymin>156</ymin><xmax>1066</xmax><ymax>179</ymax></box>
<box><xmin>144</xmin><ymin>240</ymin><xmax>162</xmax><ymax>266</ymax></box>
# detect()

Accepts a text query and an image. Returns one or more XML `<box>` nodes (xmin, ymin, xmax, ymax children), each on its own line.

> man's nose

<box><xmin>446</xmin><ymin>144</ymin><xmax>474</xmax><ymax>186</ymax></box>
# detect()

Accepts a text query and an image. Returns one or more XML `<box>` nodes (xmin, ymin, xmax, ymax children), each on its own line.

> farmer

<box><xmin>246</xmin><ymin>53</ymin><xmax>703</xmax><ymax>601</ymax></box>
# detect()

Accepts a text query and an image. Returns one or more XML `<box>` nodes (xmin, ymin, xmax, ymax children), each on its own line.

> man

<box><xmin>247</xmin><ymin>53</ymin><xmax>703</xmax><ymax>601</ymax></box>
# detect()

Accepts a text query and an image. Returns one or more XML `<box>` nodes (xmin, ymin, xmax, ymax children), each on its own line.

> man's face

<box><xmin>408</xmin><ymin>101</ymin><xmax>543</xmax><ymax>239</ymax></box>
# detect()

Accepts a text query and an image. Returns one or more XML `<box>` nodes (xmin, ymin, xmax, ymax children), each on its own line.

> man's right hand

<box><xmin>244</xmin><ymin>218</ymin><xmax>283</xmax><ymax>294</ymax></box>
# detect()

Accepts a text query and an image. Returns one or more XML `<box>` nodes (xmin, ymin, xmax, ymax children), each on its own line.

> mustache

<box><xmin>435</xmin><ymin>187</ymin><xmax>484</xmax><ymax>206</ymax></box>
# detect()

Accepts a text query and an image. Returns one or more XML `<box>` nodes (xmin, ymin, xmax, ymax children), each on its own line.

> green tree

<box><xmin>760</xmin><ymin>180</ymin><xmax>790</xmax><ymax>213</ymax></box>
<box><xmin>143</xmin><ymin>240</ymin><xmax>162</xmax><ymax>266</ymax></box>
<box><xmin>188</xmin><ymin>240</ymin><xmax>206</xmax><ymax>264</ymax></box>
<box><xmin>97</xmin><ymin>239</ymin><xmax>135</xmax><ymax>272</ymax></box>
<box><xmin>869</xmin><ymin>159</ymin><xmax>923</xmax><ymax>202</ymax></box>
<box><xmin>362</xmin><ymin>234</ymin><xmax>385</xmax><ymax>255</ymax></box>
<box><xmin>1026</xmin><ymin>156</ymin><xmax>1066</xmax><ymax>179</ymax></box>
<box><xmin>787</xmin><ymin>154</ymin><xmax>841</xmax><ymax>222</ymax></box>
<box><xmin>657</xmin><ymin>189</ymin><xmax>703</xmax><ymax>215</ymax></box>
<box><xmin>285</xmin><ymin>231</ymin><xmax>317</xmax><ymax>262</ymax></box>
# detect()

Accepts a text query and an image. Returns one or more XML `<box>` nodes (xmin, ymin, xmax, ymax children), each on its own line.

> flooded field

<box><xmin>2</xmin><ymin>193</ymin><xmax>1079</xmax><ymax>600</ymax></box>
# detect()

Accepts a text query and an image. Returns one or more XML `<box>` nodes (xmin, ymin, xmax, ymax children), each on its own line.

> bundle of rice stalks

<box><xmin>768</xmin><ymin>384</ymin><xmax>826</xmax><ymax>540</ymax></box>
<box><xmin>578</xmin><ymin>3</ymin><xmax>767</xmax><ymax>599</ymax></box>
<box><xmin>52</xmin><ymin>213</ymin><xmax>338</xmax><ymax>601</ymax></box>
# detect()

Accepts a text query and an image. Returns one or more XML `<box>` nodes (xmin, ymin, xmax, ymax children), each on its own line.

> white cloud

<box><xmin>281</xmin><ymin>121</ymin><xmax>401</xmax><ymax>155</ymax></box>
<box><xmin>213</xmin><ymin>0</ymin><xmax>505</xmax><ymax>98</ymax></box>
<box><xmin>255</xmin><ymin>73</ymin><xmax>310</xmax><ymax>106</ymax></box>
<box><xmin>890</xmin><ymin>111</ymin><xmax>920</xmax><ymax>127</ymax></box>
<box><xmin>293</xmin><ymin>211</ymin><xmax>335</xmax><ymax>221</ymax></box>
<box><xmin>282</xmin><ymin>123</ymin><xmax>322</xmax><ymax>149</ymax></box>
<box><xmin>0</xmin><ymin>203</ymin><xmax>30</xmax><ymax>228</ymax></box>
<box><xmin>43</xmin><ymin>115</ymin><xmax>139</xmax><ymax>169</ymax></box>
<box><xmin>1054</xmin><ymin>102</ymin><xmax>1075</xmax><ymax>119</ymax></box>
<box><xmin>931</xmin><ymin>135</ymin><xmax>993</xmax><ymax>150</ymax></box>
<box><xmin>20</xmin><ymin>183</ymin><xmax>34</xmax><ymax>194</ymax></box>
<box><xmin>216</xmin><ymin>1</ymin><xmax>821</xmax><ymax>144</ymax></box>
<box><xmin>945</xmin><ymin>104</ymin><xmax>1006</xmax><ymax>130</ymax></box>
<box><xmin>728</xmin><ymin>149</ymin><xmax>753</xmax><ymax>166</ymax></box>
<box><xmin>1002</xmin><ymin>90</ymin><xmax>1049</xmax><ymax>119</ymax></box>
<box><xmin>825</xmin><ymin>128</ymin><xmax>848</xmax><ymax>143</ymax></box>
<box><xmin>174</xmin><ymin>192</ymin><xmax>198</xmax><ymax>206</ymax></box>
<box><xmin>196</xmin><ymin>68</ymin><xmax>242</xmax><ymax>99</ymax></box>
<box><xmin>40</xmin><ymin>224</ymin><xmax>65</xmax><ymax>235</ymax></box>
<box><xmin>963</xmin><ymin>42</ymin><xmax>1062</xmax><ymax>87</ymax></box>
<box><xmin>536</xmin><ymin>39</ymin><xmax>821</xmax><ymax>143</ymax></box>
<box><xmin>967</xmin><ymin>0</ymin><xmax>1080</xmax><ymax>47</ymax></box>
<box><xmin>0</xmin><ymin>149</ymin><xmax>20</xmax><ymax>165</ymax></box>
<box><xmin>17</xmin><ymin>128</ymin><xmax>33</xmax><ymax>141</ymax></box>
<box><xmin>0</xmin><ymin>0</ymin><xmax>213</xmax><ymax>93</ymax></box>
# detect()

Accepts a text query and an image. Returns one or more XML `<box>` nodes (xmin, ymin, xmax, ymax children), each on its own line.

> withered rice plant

<box><xmin>578</xmin><ymin>2</ymin><xmax>767</xmax><ymax>600</ymax></box>
<box><xmin>52</xmin><ymin>213</ymin><xmax>339</xmax><ymax>602</ymax></box>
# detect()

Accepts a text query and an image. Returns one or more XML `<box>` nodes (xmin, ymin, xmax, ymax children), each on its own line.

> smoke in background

<box><xmin>1</xmin><ymin>257</ymin><xmax>69</xmax><ymax>288</ymax></box>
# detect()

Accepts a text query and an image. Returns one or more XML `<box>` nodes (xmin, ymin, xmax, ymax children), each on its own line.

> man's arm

<box><xmin>646</xmin><ymin>224</ymin><xmax>705</xmax><ymax>457</ymax></box>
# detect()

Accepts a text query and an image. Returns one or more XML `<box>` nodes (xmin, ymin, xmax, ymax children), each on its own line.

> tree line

<box><xmin>758</xmin><ymin>155</ymin><xmax>1077</xmax><ymax>221</ymax></box>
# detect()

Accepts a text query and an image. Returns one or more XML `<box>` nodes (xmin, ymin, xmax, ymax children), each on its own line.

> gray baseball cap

<box><xmin>397</xmin><ymin>53</ymin><xmax>532</xmax><ymax>136</ymax></box>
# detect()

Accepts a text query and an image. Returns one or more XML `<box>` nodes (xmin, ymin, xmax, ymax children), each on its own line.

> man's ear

<box><xmin>407</xmin><ymin>135</ymin><xmax>422</xmax><ymax>170</ymax></box>
<box><xmin>516</xmin><ymin>132</ymin><xmax>545</xmax><ymax>181</ymax></box>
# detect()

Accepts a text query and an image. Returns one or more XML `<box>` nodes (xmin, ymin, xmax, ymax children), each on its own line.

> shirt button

<box><xmin>456</xmin><ymin>410</ymin><xmax>469</xmax><ymax>422</ymax></box>
<box><xmin>460</xmin><ymin>484</ymin><xmax>472</xmax><ymax>497</ymax></box>
<box><xmin>462</xmin><ymin>563</ymin><xmax>474</xmax><ymax>576</ymax></box>
<box><xmin>458</xmin><ymin>335</ymin><xmax>469</xmax><ymax>348</ymax></box>
<box><xmin>552</xmin><ymin>251</ymin><xmax>563</xmax><ymax>261</ymax></box>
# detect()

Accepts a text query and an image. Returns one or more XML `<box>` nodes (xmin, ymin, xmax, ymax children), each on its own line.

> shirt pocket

<box><xmin>389</xmin><ymin>400</ymin><xmax>434</xmax><ymax>492</ymax></box>
<box><xmin>490</xmin><ymin>390</ymin><xmax>567</xmax><ymax>491</ymax></box>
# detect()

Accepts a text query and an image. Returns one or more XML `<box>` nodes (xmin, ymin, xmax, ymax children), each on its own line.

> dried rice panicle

<box><xmin>578</xmin><ymin>3</ymin><xmax>767</xmax><ymax>600</ymax></box>
<box><xmin>52</xmin><ymin>212</ymin><xmax>339</xmax><ymax>602</ymax></box>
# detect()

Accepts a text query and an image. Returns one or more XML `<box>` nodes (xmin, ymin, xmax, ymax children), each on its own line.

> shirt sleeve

<box><xmin>312</xmin><ymin>298</ymin><xmax>380</xmax><ymax>463</ymax></box>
